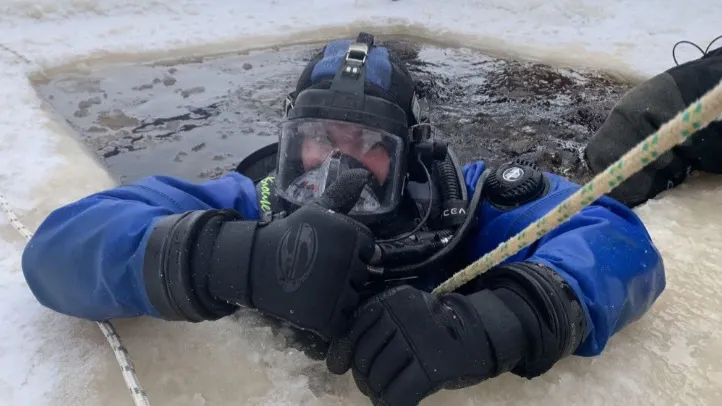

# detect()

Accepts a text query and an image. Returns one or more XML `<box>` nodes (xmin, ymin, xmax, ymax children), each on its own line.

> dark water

<box><xmin>33</xmin><ymin>39</ymin><xmax>633</xmax><ymax>185</ymax></box>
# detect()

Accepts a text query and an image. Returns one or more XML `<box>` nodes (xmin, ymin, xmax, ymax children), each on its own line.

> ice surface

<box><xmin>1</xmin><ymin>0</ymin><xmax>721</xmax><ymax>405</ymax></box>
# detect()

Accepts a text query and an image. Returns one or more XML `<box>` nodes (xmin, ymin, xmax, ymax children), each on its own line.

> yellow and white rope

<box><xmin>434</xmin><ymin>78</ymin><xmax>722</xmax><ymax>295</ymax></box>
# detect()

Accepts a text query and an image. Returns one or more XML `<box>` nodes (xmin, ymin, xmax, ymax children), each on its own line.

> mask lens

<box><xmin>276</xmin><ymin>118</ymin><xmax>405</xmax><ymax>215</ymax></box>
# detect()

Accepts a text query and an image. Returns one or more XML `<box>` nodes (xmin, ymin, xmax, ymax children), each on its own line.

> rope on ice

<box><xmin>1</xmin><ymin>41</ymin><xmax>151</xmax><ymax>406</ymax></box>
<box><xmin>433</xmin><ymin>78</ymin><xmax>722</xmax><ymax>295</ymax></box>
<box><xmin>0</xmin><ymin>194</ymin><xmax>151</xmax><ymax>406</ymax></box>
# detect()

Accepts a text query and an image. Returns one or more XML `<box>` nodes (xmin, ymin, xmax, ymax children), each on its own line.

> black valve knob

<box><xmin>484</xmin><ymin>159</ymin><xmax>548</xmax><ymax>208</ymax></box>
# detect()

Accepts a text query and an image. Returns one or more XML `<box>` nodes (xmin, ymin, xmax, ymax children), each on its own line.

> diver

<box><xmin>22</xmin><ymin>33</ymin><xmax>666</xmax><ymax>406</ymax></box>
<box><xmin>585</xmin><ymin>35</ymin><xmax>722</xmax><ymax>208</ymax></box>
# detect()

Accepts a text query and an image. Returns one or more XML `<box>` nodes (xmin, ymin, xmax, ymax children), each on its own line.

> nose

<box><xmin>301</xmin><ymin>137</ymin><xmax>390</xmax><ymax>184</ymax></box>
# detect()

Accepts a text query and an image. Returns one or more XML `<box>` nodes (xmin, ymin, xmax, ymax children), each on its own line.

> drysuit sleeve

<box><xmin>462</xmin><ymin>161</ymin><xmax>666</xmax><ymax>357</ymax></box>
<box><xmin>21</xmin><ymin>172</ymin><xmax>260</xmax><ymax>321</ymax></box>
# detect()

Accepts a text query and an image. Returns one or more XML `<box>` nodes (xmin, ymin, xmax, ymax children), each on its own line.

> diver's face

<box><xmin>300</xmin><ymin>121</ymin><xmax>391</xmax><ymax>183</ymax></box>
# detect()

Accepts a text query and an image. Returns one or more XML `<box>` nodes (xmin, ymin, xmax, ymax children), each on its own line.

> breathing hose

<box><xmin>379</xmin><ymin>158</ymin><xmax>487</xmax><ymax>276</ymax></box>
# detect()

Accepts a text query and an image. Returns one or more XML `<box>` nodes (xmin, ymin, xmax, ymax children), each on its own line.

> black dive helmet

<box><xmin>240</xmin><ymin>33</ymin><xmax>482</xmax><ymax>280</ymax></box>
<box><xmin>275</xmin><ymin>32</ymin><xmax>417</xmax><ymax>226</ymax></box>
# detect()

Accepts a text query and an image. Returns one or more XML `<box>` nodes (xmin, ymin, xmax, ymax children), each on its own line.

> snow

<box><xmin>1</xmin><ymin>0</ymin><xmax>721</xmax><ymax>405</ymax></box>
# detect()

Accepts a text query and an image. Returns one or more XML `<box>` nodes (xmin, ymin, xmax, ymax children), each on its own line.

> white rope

<box><xmin>0</xmin><ymin>192</ymin><xmax>150</xmax><ymax>406</ymax></box>
<box><xmin>1</xmin><ymin>41</ymin><xmax>149</xmax><ymax>405</ymax></box>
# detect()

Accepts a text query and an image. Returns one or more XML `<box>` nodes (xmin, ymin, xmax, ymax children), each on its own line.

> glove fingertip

<box><xmin>326</xmin><ymin>337</ymin><xmax>354</xmax><ymax>375</ymax></box>
<box><xmin>317</xmin><ymin>168</ymin><xmax>371</xmax><ymax>214</ymax></box>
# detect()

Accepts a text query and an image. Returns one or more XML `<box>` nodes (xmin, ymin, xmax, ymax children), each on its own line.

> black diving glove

<box><xmin>584</xmin><ymin>42</ymin><xmax>722</xmax><ymax>207</ymax></box>
<box><xmin>326</xmin><ymin>262</ymin><xmax>586</xmax><ymax>406</ymax></box>
<box><xmin>143</xmin><ymin>169</ymin><xmax>376</xmax><ymax>339</ymax></box>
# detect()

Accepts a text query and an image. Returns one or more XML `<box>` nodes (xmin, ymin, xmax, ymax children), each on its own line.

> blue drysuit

<box><xmin>21</xmin><ymin>161</ymin><xmax>665</xmax><ymax>357</ymax></box>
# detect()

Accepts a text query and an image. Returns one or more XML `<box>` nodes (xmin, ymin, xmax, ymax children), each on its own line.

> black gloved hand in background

<box><xmin>585</xmin><ymin>42</ymin><xmax>722</xmax><ymax>207</ymax></box>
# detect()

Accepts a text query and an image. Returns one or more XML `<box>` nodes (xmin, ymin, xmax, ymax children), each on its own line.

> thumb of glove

<box><xmin>316</xmin><ymin>168</ymin><xmax>372</xmax><ymax>214</ymax></box>
<box><xmin>325</xmin><ymin>336</ymin><xmax>354</xmax><ymax>375</ymax></box>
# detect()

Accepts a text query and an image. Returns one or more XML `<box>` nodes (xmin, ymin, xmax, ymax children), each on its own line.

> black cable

<box><xmin>380</xmin><ymin>168</ymin><xmax>490</xmax><ymax>277</ymax></box>
<box><xmin>672</xmin><ymin>34</ymin><xmax>722</xmax><ymax>66</ymax></box>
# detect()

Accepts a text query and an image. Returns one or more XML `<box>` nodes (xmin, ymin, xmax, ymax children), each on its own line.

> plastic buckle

<box><xmin>345</xmin><ymin>43</ymin><xmax>369</xmax><ymax>66</ymax></box>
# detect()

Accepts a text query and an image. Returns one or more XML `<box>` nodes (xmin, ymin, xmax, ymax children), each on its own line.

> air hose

<box><xmin>377</xmin><ymin>147</ymin><xmax>483</xmax><ymax>277</ymax></box>
<box><xmin>435</xmin><ymin>153</ymin><xmax>463</xmax><ymax>201</ymax></box>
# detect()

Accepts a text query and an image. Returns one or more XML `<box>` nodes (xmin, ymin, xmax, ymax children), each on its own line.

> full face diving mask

<box><xmin>275</xmin><ymin>33</ymin><xmax>414</xmax><ymax>225</ymax></box>
<box><xmin>276</xmin><ymin>118</ymin><xmax>405</xmax><ymax>219</ymax></box>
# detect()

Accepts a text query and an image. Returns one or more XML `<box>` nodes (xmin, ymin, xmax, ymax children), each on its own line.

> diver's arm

<box><xmin>463</xmin><ymin>162</ymin><xmax>666</xmax><ymax>364</ymax></box>
<box><xmin>22</xmin><ymin>172</ymin><xmax>260</xmax><ymax>321</ymax></box>
<box><xmin>23</xmin><ymin>169</ymin><xmax>375</xmax><ymax>339</ymax></box>
<box><xmin>328</xmin><ymin>162</ymin><xmax>667</xmax><ymax>404</ymax></box>
<box><xmin>505</xmin><ymin>198</ymin><xmax>665</xmax><ymax>358</ymax></box>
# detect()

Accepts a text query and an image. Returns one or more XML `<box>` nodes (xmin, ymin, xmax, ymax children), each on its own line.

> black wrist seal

<box><xmin>479</xmin><ymin>262</ymin><xmax>587</xmax><ymax>378</ymax></box>
<box><xmin>143</xmin><ymin>209</ymin><xmax>255</xmax><ymax>322</ymax></box>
